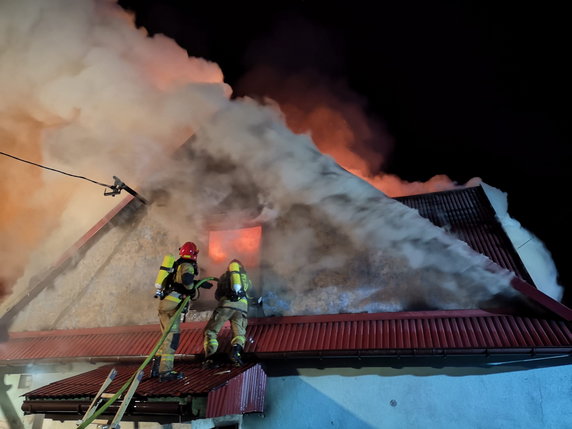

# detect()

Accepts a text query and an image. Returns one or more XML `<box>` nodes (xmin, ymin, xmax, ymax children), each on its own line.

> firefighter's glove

<box><xmin>200</xmin><ymin>281</ymin><xmax>213</xmax><ymax>290</ymax></box>
<box><xmin>181</xmin><ymin>302</ymin><xmax>190</xmax><ymax>314</ymax></box>
<box><xmin>229</xmin><ymin>290</ymin><xmax>246</xmax><ymax>302</ymax></box>
<box><xmin>194</xmin><ymin>279</ymin><xmax>214</xmax><ymax>289</ymax></box>
<box><xmin>249</xmin><ymin>297</ymin><xmax>262</xmax><ymax>306</ymax></box>
<box><xmin>189</xmin><ymin>288</ymin><xmax>197</xmax><ymax>300</ymax></box>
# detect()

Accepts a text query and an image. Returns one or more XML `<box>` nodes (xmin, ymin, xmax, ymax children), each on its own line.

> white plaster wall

<box><xmin>243</xmin><ymin>363</ymin><xmax>572</xmax><ymax>429</ymax></box>
<box><xmin>0</xmin><ymin>362</ymin><xmax>176</xmax><ymax>429</ymax></box>
<box><xmin>1</xmin><ymin>362</ymin><xmax>107</xmax><ymax>428</ymax></box>
<box><xmin>4</xmin><ymin>362</ymin><xmax>571</xmax><ymax>428</ymax></box>
<box><xmin>0</xmin><ymin>363</ymin><xmax>239</xmax><ymax>429</ymax></box>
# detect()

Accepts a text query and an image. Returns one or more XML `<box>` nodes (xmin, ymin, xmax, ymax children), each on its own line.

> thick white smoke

<box><xmin>1</xmin><ymin>0</ymin><xmax>540</xmax><ymax>328</ymax></box>
<box><xmin>0</xmin><ymin>0</ymin><xmax>227</xmax><ymax>300</ymax></box>
<box><xmin>188</xmin><ymin>100</ymin><xmax>520</xmax><ymax>314</ymax></box>
<box><xmin>482</xmin><ymin>183</ymin><xmax>564</xmax><ymax>301</ymax></box>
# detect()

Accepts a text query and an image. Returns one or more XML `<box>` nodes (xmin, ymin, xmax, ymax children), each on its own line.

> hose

<box><xmin>77</xmin><ymin>277</ymin><xmax>215</xmax><ymax>428</ymax></box>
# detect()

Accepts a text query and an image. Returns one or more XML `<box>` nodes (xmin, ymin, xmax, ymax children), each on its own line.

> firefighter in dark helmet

<box><xmin>151</xmin><ymin>241</ymin><xmax>200</xmax><ymax>381</ymax></box>
<box><xmin>203</xmin><ymin>259</ymin><xmax>255</xmax><ymax>367</ymax></box>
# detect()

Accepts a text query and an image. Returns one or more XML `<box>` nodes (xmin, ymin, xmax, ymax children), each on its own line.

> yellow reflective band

<box><xmin>231</xmin><ymin>336</ymin><xmax>246</xmax><ymax>343</ymax></box>
<box><xmin>165</xmin><ymin>295</ymin><xmax>181</xmax><ymax>303</ymax></box>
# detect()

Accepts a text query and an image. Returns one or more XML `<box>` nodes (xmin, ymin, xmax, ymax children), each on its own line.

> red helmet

<box><xmin>179</xmin><ymin>242</ymin><xmax>199</xmax><ymax>260</ymax></box>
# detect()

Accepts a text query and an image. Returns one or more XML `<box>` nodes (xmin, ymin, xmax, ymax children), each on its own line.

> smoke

<box><xmin>482</xmin><ymin>183</ymin><xmax>564</xmax><ymax>301</ymax></box>
<box><xmin>1</xmin><ymin>0</ymin><xmax>532</xmax><ymax>324</ymax></box>
<box><xmin>0</xmin><ymin>0</ymin><xmax>227</xmax><ymax>299</ymax></box>
<box><xmin>235</xmin><ymin>19</ymin><xmax>479</xmax><ymax>199</ymax></box>
<box><xmin>238</xmin><ymin>66</ymin><xmax>390</xmax><ymax>178</ymax></box>
<box><xmin>186</xmin><ymin>100</ymin><xmax>520</xmax><ymax>314</ymax></box>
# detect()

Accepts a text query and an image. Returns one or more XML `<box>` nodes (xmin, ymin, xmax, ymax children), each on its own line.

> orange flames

<box><xmin>208</xmin><ymin>226</ymin><xmax>262</xmax><ymax>268</ymax></box>
<box><xmin>238</xmin><ymin>66</ymin><xmax>476</xmax><ymax>198</ymax></box>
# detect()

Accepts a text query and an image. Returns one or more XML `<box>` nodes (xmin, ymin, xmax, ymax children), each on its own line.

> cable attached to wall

<box><xmin>0</xmin><ymin>150</ymin><xmax>147</xmax><ymax>204</ymax></box>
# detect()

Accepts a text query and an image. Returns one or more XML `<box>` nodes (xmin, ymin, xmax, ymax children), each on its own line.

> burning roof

<box><xmin>0</xmin><ymin>0</ymin><xmax>566</xmax><ymax>335</ymax></box>
<box><xmin>4</xmin><ymin>182</ymin><xmax>569</xmax><ymax>337</ymax></box>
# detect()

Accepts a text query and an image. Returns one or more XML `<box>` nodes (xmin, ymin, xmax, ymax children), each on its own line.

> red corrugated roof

<box><xmin>206</xmin><ymin>363</ymin><xmax>267</xmax><ymax>418</ymax></box>
<box><xmin>396</xmin><ymin>186</ymin><xmax>572</xmax><ymax>321</ymax></box>
<box><xmin>396</xmin><ymin>186</ymin><xmax>533</xmax><ymax>284</ymax></box>
<box><xmin>24</xmin><ymin>362</ymin><xmax>262</xmax><ymax>399</ymax></box>
<box><xmin>2</xmin><ymin>310</ymin><xmax>571</xmax><ymax>364</ymax></box>
<box><xmin>23</xmin><ymin>362</ymin><xmax>266</xmax><ymax>420</ymax></box>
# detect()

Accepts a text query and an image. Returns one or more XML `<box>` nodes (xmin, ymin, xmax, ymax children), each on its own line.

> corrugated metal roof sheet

<box><xmin>23</xmin><ymin>362</ymin><xmax>266</xmax><ymax>419</ymax></box>
<box><xmin>24</xmin><ymin>362</ymin><xmax>263</xmax><ymax>400</ymax></box>
<box><xmin>2</xmin><ymin>310</ymin><xmax>571</xmax><ymax>365</ymax></box>
<box><xmin>206</xmin><ymin>363</ymin><xmax>267</xmax><ymax>418</ymax></box>
<box><xmin>395</xmin><ymin>186</ymin><xmax>534</xmax><ymax>284</ymax></box>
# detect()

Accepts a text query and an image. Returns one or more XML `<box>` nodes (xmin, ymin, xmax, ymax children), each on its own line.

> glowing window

<box><xmin>208</xmin><ymin>226</ymin><xmax>262</xmax><ymax>268</ymax></box>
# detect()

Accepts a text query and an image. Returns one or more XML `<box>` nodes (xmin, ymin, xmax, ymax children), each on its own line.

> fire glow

<box><xmin>208</xmin><ymin>226</ymin><xmax>262</xmax><ymax>268</ymax></box>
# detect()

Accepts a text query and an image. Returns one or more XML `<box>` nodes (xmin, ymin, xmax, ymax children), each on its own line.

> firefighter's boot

<box><xmin>150</xmin><ymin>356</ymin><xmax>161</xmax><ymax>378</ymax></box>
<box><xmin>202</xmin><ymin>359</ymin><xmax>217</xmax><ymax>369</ymax></box>
<box><xmin>230</xmin><ymin>344</ymin><xmax>244</xmax><ymax>367</ymax></box>
<box><xmin>159</xmin><ymin>370</ymin><xmax>184</xmax><ymax>382</ymax></box>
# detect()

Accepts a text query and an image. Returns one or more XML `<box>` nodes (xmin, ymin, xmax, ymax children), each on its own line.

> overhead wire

<box><xmin>0</xmin><ymin>150</ymin><xmax>113</xmax><ymax>189</ymax></box>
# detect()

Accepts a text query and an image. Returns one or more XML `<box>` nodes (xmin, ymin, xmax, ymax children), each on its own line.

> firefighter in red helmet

<box><xmin>151</xmin><ymin>241</ymin><xmax>200</xmax><ymax>381</ymax></box>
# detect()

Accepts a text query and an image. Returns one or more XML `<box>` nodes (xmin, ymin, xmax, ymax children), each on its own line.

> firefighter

<box><xmin>203</xmin><ymin>259</ymin><xmax>255</xmax><ymax>368</ymax></box>
<box><xmin>151</xmin><ymin>241</ymin><xmax>200</xmax><ymax>381</ymax></box>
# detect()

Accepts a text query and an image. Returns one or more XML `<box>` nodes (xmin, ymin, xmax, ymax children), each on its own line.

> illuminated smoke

<box><xmin>0</xmin><ymin>0</ymin><xmax>227</xmax><ymax>299</ymax></box>
<box><xmin>238</xmin><ymin>64</ymin><xmax>480</xmax><ymax>198</ymax></box>
<box><xmin>188</xmin><ymin>100</ymin><xmax>519</xmax><ymax>315</ymax></box>
<box><xmin>238</xmin><ymin>66</ymin><xmax>390</xmax><ymax>178</ymax></box>
<box><xmin>482</xmin><ymin>183</ymin><xmax>564</xmax><ymax>301</ymax></box>
<box><xmin>0</xmin><ymin>0</ymin><xmax>547</xmax><ymax>329</ymax></box>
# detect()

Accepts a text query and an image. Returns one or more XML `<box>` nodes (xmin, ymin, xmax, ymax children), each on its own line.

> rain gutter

<box><xmin>3</xmin><ymin>345</ymin><xmax>571</xmax><ymax>369</ymax></box>
<box><xmin>21</xmin><ymin>399</ymin><xmax>195</xmax><ymax>422</ymax></box>
<box><xmin>0</xmin><ymin>355</ymin><xmax>203</xmax><ymax>369</ymax></box>
<box><xmin>252</xmin><ymin>347</ymin><xmax>572</xmax><ymax>360</ymax></box>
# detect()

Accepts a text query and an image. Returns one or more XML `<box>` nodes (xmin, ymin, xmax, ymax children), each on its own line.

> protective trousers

<box><xmin>203</xmin><ymin>307</ymin><xmax>247</xmax><ymax>357</ymax></box>
<box><xmin>157</xmin><ymin>296</ymin><xmax>182</xmax><ymax>373</ymax></box>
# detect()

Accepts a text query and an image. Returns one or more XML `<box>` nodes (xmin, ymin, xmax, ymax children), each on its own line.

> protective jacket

<box><xmin>156</xmin><ymin>259</ymin><xmax>197</xmax><ymax>374</ymax></box>
<box><xmin>203</xmin><ymin>260</ymin><xmax>253</xmax><ymax>360</ymax></box>
<box><xmin>214</xmin><ymin>267</ymin><xmax>252</xmax><ymax>313</ymax></box>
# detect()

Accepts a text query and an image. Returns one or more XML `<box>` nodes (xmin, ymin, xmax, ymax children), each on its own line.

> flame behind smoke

<box><xmin>0</xmin><ymin>0</ymin><xmax>228</xmax><ymax>300</ymax></box>
<box><xmin>0</xmin><ymin>0</ymin><xmax>536</xmax><ymax>323</ymax></box>
<box><xmin>208</xmin><ymin>226</ymin><xmax>262</xmax><ymax>268</ymax></box>
<box><xmin>238</xmin><ymin>65</ymin><xmax>480</xmax><ymax>197</ymax></box>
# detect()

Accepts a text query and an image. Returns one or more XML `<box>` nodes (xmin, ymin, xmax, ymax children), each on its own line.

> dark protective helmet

<box><xmin>179</xmin><ymin>242</ymin><xmax>199</xmax><ymax>260</ymax></box>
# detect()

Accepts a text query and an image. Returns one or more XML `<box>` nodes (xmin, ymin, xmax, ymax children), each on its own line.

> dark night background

<box><xmin>117</xmin><ymin>1</ymin><xmax>571</xmax><ymax>306</ymax></box>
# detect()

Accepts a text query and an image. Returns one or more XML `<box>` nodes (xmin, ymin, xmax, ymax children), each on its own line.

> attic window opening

<box><xmin>208</xmin><ymin>226</ymin><xmax>262</xmax><ymax>268</ymax></box>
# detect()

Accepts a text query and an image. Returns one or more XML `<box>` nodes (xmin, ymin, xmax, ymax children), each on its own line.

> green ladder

<box><xmin>76</xmin><ymin>368</ymin><xmax>144</xmax><ymax>429</ymax></box>
<box><xmin>76</xmin><ymin>277</ymin><xmax>215</xmax><ymax>429</ymax></box>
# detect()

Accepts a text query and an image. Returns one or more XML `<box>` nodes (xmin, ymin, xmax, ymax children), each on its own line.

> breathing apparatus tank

<box><xmin>228</xmin><ymin>260</ymin><xmax>246</xmax><ymax>301</ymax></box>
<box><xmin>154</xmin><ymin>253</ymin><xmax>176</xmax><ymax>299</ymax></box>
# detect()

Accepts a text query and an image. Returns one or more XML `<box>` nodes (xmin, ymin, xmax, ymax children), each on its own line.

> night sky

<box><xmin>117</xmin><ymin>1</ymin><xmax>571</xmax><ymax>305</ymax></box>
